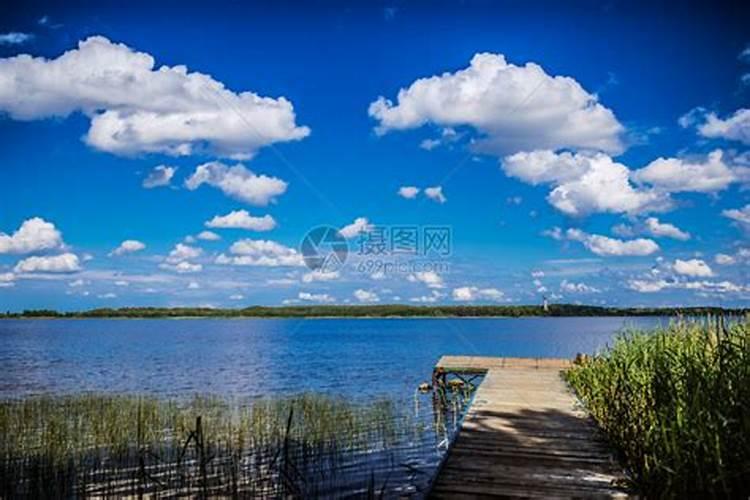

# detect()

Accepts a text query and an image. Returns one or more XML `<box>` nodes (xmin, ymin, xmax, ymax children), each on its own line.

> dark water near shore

<box><xmin>0</xmin><ymin>316</ymin><xmax>665</xmax><ymax>496</ymax></box>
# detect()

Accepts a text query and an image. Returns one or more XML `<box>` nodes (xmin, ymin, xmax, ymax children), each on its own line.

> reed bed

<box><xmin>0</xmin><ymin>393</ymin><xmax>415</xmax><ymax>498</ymax></box>
<box><xmin>565</xmin><ymin>317</ymin><xmax>750</xmax><ymax>498</ymax></box>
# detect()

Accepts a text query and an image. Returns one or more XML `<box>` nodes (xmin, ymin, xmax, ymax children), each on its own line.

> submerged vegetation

<box><xmin>566</xmin><ymin>317</ymin><xmax>750</xmax><ymax>498</ymax></box>
<box><xmin>0</xmin><ymin>393</ymin><xmax>424</xmax><ymax>498</ymax></box>
<box><xmin>3</xmin><ymin>304</ymin><xmax>746</xmax><ymax>319</ymax></box>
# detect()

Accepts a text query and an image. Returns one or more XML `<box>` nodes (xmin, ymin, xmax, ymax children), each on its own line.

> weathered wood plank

<box><xmin>429</xmin><ymin>356</ymin><xmax>629</xmax><ymax>499</ymax></box>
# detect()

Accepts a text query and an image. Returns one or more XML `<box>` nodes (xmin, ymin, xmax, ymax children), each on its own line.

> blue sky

<box><xmin>1</xmin><ymin>0</ymin><xmax>749</xmax><ymax>311</ymax></box>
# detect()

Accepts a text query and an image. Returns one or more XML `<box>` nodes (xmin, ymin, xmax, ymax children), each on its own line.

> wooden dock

<box><xmin>429</xmin><ymin>356</ymin><xmax>629</xmax><ymax>499</ymax></box>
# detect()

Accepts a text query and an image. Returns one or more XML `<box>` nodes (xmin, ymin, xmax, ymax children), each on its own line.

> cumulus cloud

<box><xmin>629</xmin><ymin>278</ymin><xmax>748</xmax><ymax>295</ymax></box>
<box><xmin>408</xmin><ymin>271</ymin><xmax>445</xmax><ymax>288</ymax></box>
<box><xmin>424</xmin><ymin>186</ymin><xmax>447</xmax><ymax>204</ymax></box>
<box><xmin>722</xmin><ymin>204</ymin><xmax>750</xmax><ymax>225</ymax></box>
<box><xmin>110</xmin><ymin>239</ymin><xmax>146</xmax><ymax>256</ymax></box>
<box><xmin>673</xmin><ymin>259</ymin><xmax>714</xmax><ymax>277</ymax></box>
<box><xmin>354</xmin><ymin>289</ymin><xmax>380</xmax><ymax>303</ymax></box>
<box><xmin>302</xmin><ymin>270</ymin><xmax>340</xmax><ymax>283</ymax></box>
<box><xmin>409</xmin><ymin>290</ymin><xmax>445</xmax><ymax>303</ymax></box>
<box><xmin>0</xmin><ymin>273</ymin><xmax>16</xmax><ymax>287</ymax></box>
<box><xmin>681</xmin><ymin>108</ymin><xmax>750</xmax><ymax>145</ymax></box>
<box><xmin>216</xmin><ymin>239</ymin><xmax>304</xmax><ymax>267</ymax></box>
<box><xmin>369</xmin><ymin>53</ymin><xmax>624</xmax><ymax>155</ymax></box>
<box><xmin>0</xmin><ymin>217</ymin><xmax>63</xmax><ymax>254</ymax></box>
<box><xmin>397</xmin><ymin>186</ymin><xmax>420</xmax><ymax>199</ymax></box>
<box><xmin>451</xmin><ymin>286</ymin><xmax>504</xmax><ymax>302</ymax></box>
<box><xmin>633</xmin><ymin>150</ymin><xmax>740</xmax><ymax>193</ymax></box>
<box><xmin>715</xmin><ymin>253</ymin><xmax>736</xmax><ymax>265</ymax></box>
<box><xmin>644</xmin><ymin>217</ymin><xmax>690</xmax><ymax>241</ymax></box>
<box><xmin>205</xmin><ymin>209</ymin><xmax>276</xmax><ymax>231</ymax></box>
<box><xmin>14</xmin><ymin>253</ymin><xmax>81</xmax><ymax>273</ymax></box>
<box><xmin>0</xmin><ymin>32</ymin><xmax>33</xmax><ymax>45</ymax></box>
<box><xmin>185</xmin><ymin>162</ymin><xmax>287</xmax><ymax>206</ymax></box>
<box><xmin>503</xmin><ymin>150</ymin><xmax>668</xmax><ymax>216</ymax></box>
<box><xmin>159</xmin><ymin>243</ymin><xmax>202</xmax><ymax>273</ymax></box>
<box><xmin>297</xmin><ymin>292</ymin><xmax>335</xmax><ymax>303</ymax></box>
<box><xmin>565</xmin><ymin>228</ymin><xmax>660</xmax><ymax>256</ymax></box>
<box><xmin>0</xmin><ymin>36</ymin><xmax>309</xmax><ymax>158</ymax></box>
<box><xmin>196</xmin><ymin>230</ymin><xmax>221</xmax><ymax>241</ymax></box>
<box><xmin>560</xmin><ymin>280</ymin><xmax>600</xmax><ymax>294</ymax></box>
<box><xmin>142</xmin><ymin>165</ymin><xmax>176</xmax><ymax>188</ymax></box>
<box><xmin>339</xmin><ymin>217</ymin><xmax>373</xmax><ymax>239</ymax></box>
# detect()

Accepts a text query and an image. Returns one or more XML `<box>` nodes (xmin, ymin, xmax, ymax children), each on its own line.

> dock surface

<box><xmin>430</xmin><ymin>356</ymin><xmax>629</xmax><ymax>498</ymax></box>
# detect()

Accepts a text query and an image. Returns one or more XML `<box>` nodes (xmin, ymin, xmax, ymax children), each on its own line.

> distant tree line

<box><xmin>1</xmin><ymin>304</ymin><xmax>747</xmax><ymax>319</ymax></box>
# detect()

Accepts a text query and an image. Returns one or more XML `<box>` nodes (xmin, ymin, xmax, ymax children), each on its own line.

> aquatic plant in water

<box><xmin>566</xmin><ymin>317</ymin><xmax>750</xmax><ymax>498</ymax></box>
<box><xmin>0</xmin><ymin>393</ymin><xmax>418</xmax><ymax>498</ymax></box>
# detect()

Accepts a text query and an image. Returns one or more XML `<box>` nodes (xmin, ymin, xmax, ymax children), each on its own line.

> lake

<box><xmin>0</xmin><ymin>317</ymin><xmax>665</xmax><ymax>398</ymax></box>
<box><xmin>0</xmin><ymin>316</ymin><xmax>665</xmax><ymax>496</ymax></box>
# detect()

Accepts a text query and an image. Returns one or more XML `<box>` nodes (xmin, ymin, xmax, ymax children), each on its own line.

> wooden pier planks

<box><xmin>430</xmin><ymin>356</ymin><xmax>629</xmax><ymax>499</ymax></box>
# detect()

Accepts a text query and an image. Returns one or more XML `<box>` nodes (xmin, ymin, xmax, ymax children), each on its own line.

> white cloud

<box><xmin>160</xmin><ymin>261</ymin><xmax>202</xmax><ymax>273</ymax></box>
<box><xmin>419</xmin><ymin>138</ymin><xmax>441</xmax><ymax>150</ymax></box>
<box><xmin>159</xmin><ymin>243</ymin><xmax>202</xmax><ymax>273</ymax></box>
<box><xmin>205</xmin><ymin>209</ymin><xmax>276</xmax><ymax>231</ymax></box>
<box><xmin>110</xmin><ymin>239</ymin><xmax>146</xmax><ymax>256</ymax></box>
<box><xmin>424</xmin><ymin>186</ymin><xmax>447</xmax><ymax>204</ymax></box>
<box><xmin>673</xmin><ymin>259</ymin><xmax>714</xmax><ymax>277</ymax></box>
<box><xmin>187</xmin><ymin>281</ymin><xmax>200</xmax><ymax>289</ymax></box>
<box><xmin>715</xmin><ymin>253</ymin><xmax>736</xmax><ymax>265</ymax></box>
<box><xmin>408</xmin><ymin>270</ymin><xmax>445</xmax><ymax>288</ymax></box>
<box><xmin>628</xmin><ymin>277</ymin><xmax>748</xmax><ymax>295</ymax></box>
<box><xmin>452</xmin><ymin>286</ymin><xmax>504</xmax><ymax>301</ymax></box>
<box><xmin>644</xmin><ymin>217</ymin><xmax>690</xmax><ymax>241</ymax></box>
<box><xmin>397</xmin><ymin>186</ymin><xmax>420</xmax><ymax>199</ymax></box>
<box><xmin>0</xmin><ymin>36</ymin><xmax>309</xmax><ymax>158</ymax></box>
<box><xmin>0</xmin><ymin>272</ymin><xmax>16</xmax><ymax>287</ymax></box>
<box><xmin>298</xmin><ymin>292</ymin><xmax>335</xmax><ymax>303</ymax></box>
<box><xmin>185</xmin><ymin>162</ymin><xmax>287</xmax><ymax>206</ymax></box>
<box><xmin>229</xmin><ymin>294</ymin><xmax>244</xmax><ymax>300</ymax></box>
<box><xmin>409</xmin><ymin>290</ymin><xmax>445</xmax><ymax>303</ymax></box>
<box><xmin>560</xmin><ymin>280</ymin><xmax>600</xmax><ymax>294</ymax></box>
<box><xmin>339</xmin><ymin>217</ymin><xmax>373</xmax><ymax>239</ymax></box>
<box><xmin>628</xmin><ymin>279</ymin><xmax>669</xmax><ymax>293</ymax></box>
<box><xmin>566</xmin><ymin>229</ymin><xmax>660</xmax><ymax>257</ymax></box>
<box><xmin>166</xmin><ymin>243</ymin><xmax>202</xmax><ymax>263</ymax></box>
<box><xmin>114</xmin><ymin>280</ymin><xmax>129</xmax><ymax>287</ymax></box>
<box><xmin>302</xmin><ymin>270</ymin><xmax>340</xmax><ymax>283</ymax></box>
<box><xmin>216</xmin><ymin>239</ymin><xmax>304</xmax><ymax>267</ymax></box>
<box><xmin>722</xmin><ymin>204</ymin><xmax>750</xmax><ymax>225</ymax></box>
<box><xmin>69</xmin><ymin>279</ymin><xmax>86</xmax><ymax>287</ymax></box>
<box><xmin>690</xmin><ymin>108</ymin><xmax>750</xmax><ymax>145</ymax></box>
<box><xmin>0</xmin><ymin>32</ymin><xmax>33</xmax><ymax>45</ymax></box>
<box><xmin>354</xmin><ymin>289</ymin><xmax>380</xmax><ymax>303</ymax></box>
<box><xmin>369</xmin><ymin>53</ymin><xmax>623</xmax><ymax>155</ymax></box>
<box><xmin>142</xmin><ymin>165</ymin><xmax>176</xmax><ymax>188</ymax></box>
<box><xmin>196</xmin><ymin>230</ymin><xmax>221</xmax><ymax>241</ymax></box>
<box><xmin>98</xmin><ymin>293</ymin><xmax>117</xmax><ymax>299</ymax></box>
<box><xmin>370</xmin><ymin>271</ymin><xmax>386</xmax><ymax>280</ymax></box>
<box><xmin>14</xmin><ymin>253</ymin><xmax>81</xmax><ymax>273</ymax></box>
<box><xmin>633</xmin><ymin>150</ymin><xmax>739</xmax><ymax>193</ymax></box>
<box><xmin>503</xmin><ymin>150</ymin><xmax>668</xmax><ymax>216</ymax></box>
<box><xmin>0</xmin><ymin>217</ymin><xmax>63</xmax><ymax>254</ymax></box>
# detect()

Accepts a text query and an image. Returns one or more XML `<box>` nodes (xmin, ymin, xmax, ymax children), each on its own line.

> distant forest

<box><xmin>2</xmin><ymin>304</ymin><xmax>747</xmax><ymax>319</ymax></box>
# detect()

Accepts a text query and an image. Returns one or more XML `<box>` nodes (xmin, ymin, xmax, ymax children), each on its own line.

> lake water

<box><xmin>0</xmin><ymin>317</ymin><xmax>665</xmax><ymax>398</ymax></box>
<box><xmin>0</xmin><ymin>316</ymin><xmax>665</xmax><ymax>496</ymax></box>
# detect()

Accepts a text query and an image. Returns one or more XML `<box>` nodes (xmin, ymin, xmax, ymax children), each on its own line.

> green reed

<box><xmin>565</xmin><ymin>317</ymin><xmax>750</xmax><ymax>498</ymax></box>
<box><xmin>0</xmin><ymin>393</ymin><xmax>404</xmax><ymax>498</ymax></box>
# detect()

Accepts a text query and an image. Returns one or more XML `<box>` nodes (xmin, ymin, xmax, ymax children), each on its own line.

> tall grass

<box><xmin>0</xmin><ymin>393</ymin><xmax>407</xmax><ymax>498</ymax></box>
<box><xmin>565</xmin><ymin>317</ymin><xmax>750</xmax><ymax>498</ymax></box>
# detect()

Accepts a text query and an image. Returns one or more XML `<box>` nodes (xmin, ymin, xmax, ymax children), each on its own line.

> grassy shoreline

<box><xmin>565</xmin><ymin>317</ymin><xmax>750</xmax><ymax>497</ymax></box>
